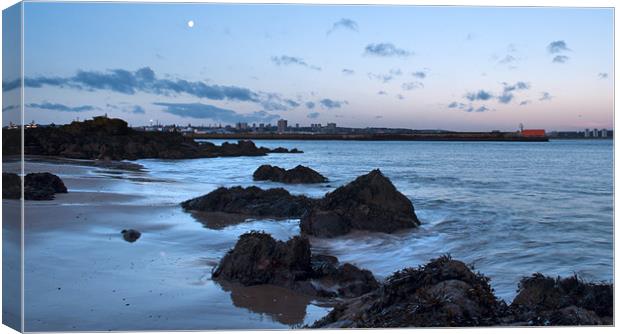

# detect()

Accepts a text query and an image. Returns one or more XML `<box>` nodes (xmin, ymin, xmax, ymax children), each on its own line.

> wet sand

<box><xmin>4</xmin><ymin>158</ymin><xmax>330</xmax><ymax>331</ymax></box>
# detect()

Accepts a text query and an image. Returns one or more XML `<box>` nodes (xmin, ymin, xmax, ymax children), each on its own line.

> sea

<box><xmin>14</xmin><ymin>139</ymin><xmax>613</xmax><ymax>331</ymax></box>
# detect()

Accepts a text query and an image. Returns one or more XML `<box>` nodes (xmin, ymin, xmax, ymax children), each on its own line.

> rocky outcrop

<box><xmin>181</xmin><ymin>186</ymin><xmax>317</xmax><ymax>218</ymax></box>
<box><xmin>212</xmin><ymin>232</ymin><xmax>379</xmax><ymax>298</ymax></box>
<box><xmin>300</xmin><ymin>169</ymin><xmax>420</xmax><ymax>237</ymax></box>
<box><xmin>3</xmin><ymin>116</ymin><xmax>301</xmax><ymax>160</ymax></box>
<box><xmin>507</xmin><ymin>273</ymin><xmax>613</xmax><ymax>325</ymax></box>
<box><xmin>3</xmin><ymin>172</ymin><xmax>68</xmax><ymax>200</ymax></box>
<box><xmin>2</xmin><ymin>172</ymin><xmax>21</xmax><ymax>199</ymax></box>
<box><xmin>269</xmin><ymin>147</ymin><xmax>303</xmax><ymax>154</ymax></box>
<box><xmin>253</xmin><ymin>165</ymin><xmax>328</xmax><ymax>184</ymax></box>
<box><xmin>311</xmin><ymin>256</ymin><xmax>614</xmax><ymax>328</ymax></box>
<box><xmin>311</xmin><ymin>255</ymin><xmax>506</xmax><ymax>328</ymax></box>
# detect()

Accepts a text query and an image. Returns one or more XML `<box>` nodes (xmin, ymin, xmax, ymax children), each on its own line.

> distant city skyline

<box><xmin>2</xmin><ymin>2</ymin><xmax>614</xmax><ymax>131</ymax></box>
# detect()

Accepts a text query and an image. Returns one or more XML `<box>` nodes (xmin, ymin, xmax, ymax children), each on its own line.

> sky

<box><xmin>2</xmin><ymin>2</ymin><xmax>614</xmax><ymax>131</ymax></box>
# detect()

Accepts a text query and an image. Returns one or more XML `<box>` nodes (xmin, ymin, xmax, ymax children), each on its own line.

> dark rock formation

<box><xmin>3</xmin><ymin>172</ymin><xmax>68</xmax><ymax>200</ymax></box>
<box><xmin>507</xmin><ymin>273</ymin><xmax>613</xmax><ymax>325</ymax></box>
<box><xmin>2</xmin><ymin>172</ymin><xmax>21</xmax><ymax>199</ymax></box>
<box><xmin>269</xmin><ymin>147</ymin><xmax>303</xmax><ymax>154</ymax></box>
<box><xmin>181</xmin><ymin>186</ymin><xmax>317</xmax><ymax>218</ymax></box>
<box><xmin>3</xmin><ymin>116</ymin><xmax>302</xmax><ymax>160</ymax></box>
<box><xmin>311</xmin><ymin>256</ymin><xmax>614</xmax><ymax>328</ymax></box>
<box><xmin>253</xmin><ymin>164</ymin><xmax>328</xmax><ymax>184</ymax></box>
<box><xmin>121</xmin><ymin>229</ymin><xmax>142</xmax><ymax>243</ymax></box>
<box><xmin>213</xmin><ymin>232</ymin><xmax>379</xmax><ymax>298</ymax></box>
<box><xmin>311</xmin><ymin>255</ymin><xmax>506</xmax><ymax>328</ymax></box>
<box><xmin>300</xmin><ymin>169</ymin><xmax>420</xmax><ymax>237</ymax></box>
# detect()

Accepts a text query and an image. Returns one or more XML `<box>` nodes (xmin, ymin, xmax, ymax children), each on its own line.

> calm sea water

<box><xmin>141</xmin><ymin>139</ymin><xmax>614</xmax><ymax>300</ymax></box>
<box><xmin>18</xmin><ymin>139</ymin><xmax>613</xmax><ymax>331</ymax></box>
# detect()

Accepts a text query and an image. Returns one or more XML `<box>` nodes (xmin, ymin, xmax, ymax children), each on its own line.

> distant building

<box><xmin>277</xmin><ymin>119</ymin><xmax>288</xmax><ymax>133</ymax></box>
<box><xmin>584</xmin><ymin>128</ymin><xmax>590</xmax><ymax>137</ymax></box>
<box><xmin>601</xmin><ymin>129</ymin><xmax>608</xmax><ymax>138</ymax></box>
<box><xmin>592</xmin><ymin>128</ymin><xmax>599</xmax><ymax>138</ymax></box>
<box><xmin>236</xmin><ymin>122</ymin><xmax>249</xmax><ymax>130</ymax></box>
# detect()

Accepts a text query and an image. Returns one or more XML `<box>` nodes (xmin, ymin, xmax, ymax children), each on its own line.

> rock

<box><xmin>508</xmin><ymin>273</ymin><xmax>612</xmax><ymax>325</ymax></box>
<box><xmin>270</xmin><ymin>147</ymin><xmax>303</xmax><ymax>154</ymax></box>
<box><xmin>4</xmin><ymin>116</ymin><xmax>301</xmax><ymax>160</ymax></box>
<box><xmin>181</xmin><ymin>186</ymin><xmax>317</xmax><ymax>218</ymax></box>
<box><xmin>121</xmin><ymin>229</ymin><xmax>142</xmax><ymax>243</ymax></box>
<box><xmin>253</xmin><ymin>164</ymin><xmax>328</xmax><ymax>184</ymax></box>
<box><xmin>301</xmin><ymin>169</ymin><xmax>420</xmax><ymax>237</ymax></box>
<box><xmin>311</xmin><ymin>255</ymin><xmax>506</xmax><ymax>328</ymax></box>
<box><xmin>3</xmin><ymin>172</ymin><xmax>68</xmax><ymax>201</ymax></box>
<box><xmin>2</xmin><ymin>173</ymin><xmax>21</xmax><ymax>199</ymax></box>
<box><xmin>213</xmin><ymin>232</ymin><xmax>378</xmax><ymax>298</ymax></box>
<box><xmin>23</xmin><ymin>172</ymin><xmax>68</xmax><ymax>200</ymax></box>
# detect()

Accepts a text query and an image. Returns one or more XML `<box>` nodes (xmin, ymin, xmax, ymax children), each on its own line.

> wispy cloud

<box><xmin>271</xmin><ymin>55</ymin><xmax>321</xmax><ymax>71</ymax></box>
<box><xmin>319</xmin><ymin>98</ymin><xmax>347</xmax><ymax>109</ymax></box>
<box><xmin>327</xmin><ymin>18</ymin><xmax>358</xmax><ymax>35</ymax></box>
<box><xmin>598</xmin><ymin>72</ymin><xmax>609</xmax><ymax>79</ymax></box>
<box><xmin>402</xmin><ymin>81</ymin><xmax>424</xmax><ymax>90</ymax></box>
<box><xmin>552</xmin><ymin>55</ymin><xmax>569</xmax><ymax>63</ymax></box>
<box><xmin>498</xmin><ymin>81</ymin><xmax>530</xmax><ymax>104</ymax></box>
<box><xmin>364</xmin><ymin>43</ymin><xmax>412</xmax><ymax>57</ymax></box>
<box><xmin>342</xmin><ymin>68</ymin><xmax>355</xmax><ymax>75</ymax></box>
<box><xmin>465</xmin><ymin>90</ymin><xmax>493</xmax><ymax>101</ymax></box>
<box><xmin>131</xmin><ymin>105</ymin><xmax>145</xmax><ymax>114</ymax></box>
<box><xmin>27</xmin><ymin>102</ymin><xmax>95</xmax><ymax>112</ymax></box>
<box><xmin>307</xmin><ymin>111</ymin><xmax>320</xmax><ymax>119</ymax></box>
<box><xmin>473</xmin><ymin>106</ymin><xmax>489</xmax><ymax>112</ymax></box>
<box><xmin>368</xmin><ymin>73</ymin><xmax>394</xmax><ymax>83</ymax></box>
<box><xmin>539</xmin><ymin>92</ymin><xmax>553</xmax><ymax>101</ymax></box>
<box><xmin>377</xmin><ymin>90</ymin><xmax>387</xmax><ymax>95</ymax></box>
<box><xmin>305</xmin><ymin>101</ymin><xmax>316</xmax><ymax>109</ymax></box>
<box><xmin>547</xmin><ymin>40</ymin><xmax>570</xmax><ymax>54</ymax></box>
<box><xmin>154</xmin><ymin>102</ymin><xmax>279</xmax><ymax>123</ymax></box>
<box><xmin>519</xmin><ymin>100</ymin><xmax>531</xmax><ymax>106</ymax></box>
<box><xmin>396</xmin><ymin>94</ymin><xmax>405</xmax><ymax>100</ymax></box>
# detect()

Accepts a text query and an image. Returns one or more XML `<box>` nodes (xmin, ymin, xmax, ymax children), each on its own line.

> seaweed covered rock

<box><xmin>300</xmin><ymin>169</ymin><xmax>420</xmax><ymax>237</ymax></box>
<box><xmin>311</xmin><ymin>255</ymin><xmax>506</xmax><ymax>328</ymax></box>
<box><xmin>3</xmin><ymin>172</ymin><xmax>68</xmax><ymax>200</ymax></box>
<box><xmin>181</xmin><ymin>186</ymin><xmax>317</xmax><ymax>218</ymax></box>
<box><xmin>4</xmin><ymin>116</ymin><xmax>301</xmax><ymax>160</ymax></box>
<box><xmin>508</xmin><ymin>273</ymin><xmax>613</xmax><ymax>325</ymax></box>
<box><xmin>213</xmin><ymin>232</ymin><xmax>378</xmax><ymax>298</ymax></box>
<box><xmin>2</xmin><ymin>172</ymin><xmax>21</xmax><ymax>199</ymax></box>
<box><xmin>253</xmin><ymin>164</ymin><xmax>328</xmax><ymax>184</ymax></box>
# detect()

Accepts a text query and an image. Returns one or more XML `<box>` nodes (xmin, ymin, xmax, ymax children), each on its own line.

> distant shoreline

<box><xmin>187</xmin><ymin>132</ymin><xmax>550</xmax><ymax>142</ymax></box>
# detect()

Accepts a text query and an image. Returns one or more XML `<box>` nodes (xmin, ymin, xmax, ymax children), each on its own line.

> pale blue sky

<box><xmin>3</xmin><ymin>2</ymin><xmax>614</xmax><ymax>130</ymax></box>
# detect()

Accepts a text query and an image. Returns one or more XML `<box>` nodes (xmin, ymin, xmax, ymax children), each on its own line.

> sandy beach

<box><xmin>4</xmin><ymin>158</ymin><xmax>331</xmax><ymax>331</ymax></box>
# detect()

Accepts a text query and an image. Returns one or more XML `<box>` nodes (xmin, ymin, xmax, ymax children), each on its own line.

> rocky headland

<box><xmin>2</xmin><ymin>116</ymin><xmax>301</xmax><ymax>160</ymax></box>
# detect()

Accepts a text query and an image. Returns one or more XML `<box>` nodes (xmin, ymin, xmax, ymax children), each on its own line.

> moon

<box><xmin>187</xmin><ymin>20</ymin><xmax>195</xmax><ymax>28</ymax></box>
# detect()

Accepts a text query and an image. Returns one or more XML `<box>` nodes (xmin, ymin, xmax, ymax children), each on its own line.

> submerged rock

<box><xmin>3</xmin><ymin>172</ymin><xmax>68</xmax><ymax>200</ymax></box>
<box><xmin>300</xmin><ymin>169</ymin><xmax>420</xmax><ymax>237</ymax></box>
<box><xmin>213</xmin><ymin>231</ymin><xmax>378</xmax><ymax>298</ymax></box>
<box><xmin>253</xmin><ymin>164</ymin><xmax>328</xmax><ymax>184</ymax></box>
<box><xmin>508</xmin><ymin>273</ymin><xmax>613</xmax><ymax>325</ymax></box>
<box><xmin>4</xmin><ymin>116</ymin><xmax>301</xmax><ymax>160</ymax></box>
<box><xmin>311</xmin><ymin>255</ymin><xmax>506</xmax><ymax>328</ymax></box>
<box><xmin>181</xmin><ymin>186</ymin><xmax>317</xmax><ymax>218</ymax></box>
<box><xmin>121</xmin><ymin>229</ymin><xmax>142</xmax><ymax>243</ymax></box>
<box><xmin>2</xmin><ymin>172</ymin><xmax>21</xmax><ymax>199</ymax></box>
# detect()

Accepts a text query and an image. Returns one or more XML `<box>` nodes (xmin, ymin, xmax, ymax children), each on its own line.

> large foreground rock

<box><xmin>2</xmin><ymin>172</ymin><xmax>68</xmax><ymax>200</ymax></box>
<box><xmin>507</xmin><ymin>273</ymin><xmax>613</xmax><ymax>325</ymax></box>
<box><xmin>312</xmin><ymin>255</ymin><xmax>505</xmax><ymax>328</ymax></box>
<box><xmin>3</xmin><ymin>116</ymin><xmax>301</xmax><ymax>160</ymax></box>
<box><xmin>181</xmin><ymin>186</ymin><xmax>317</xmax><ymax>218</ymax></box>
<box><xmin>300</xmin><ymin>169</ymin><xmax>420</xmax><ymax>237</ymax></box>
<box><xmin>213</xmin><ymin>232</ymin><xmax>379</xmax><ymax>298</ymax></box>
<box><xmin>253</xmin><ymin>164</ymin><xmax>328</xmax><ymax>184</ymax></box>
